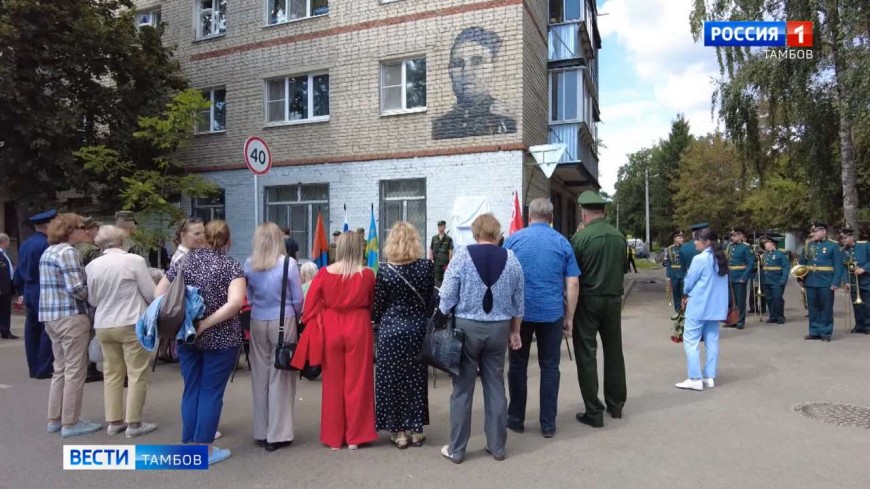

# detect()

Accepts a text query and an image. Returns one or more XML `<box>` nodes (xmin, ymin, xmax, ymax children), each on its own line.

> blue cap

<box><xmin>28</xmin><ymin>209</ymin><xmax>57</xmax><ymax>225</ymax></box>
<box><xmin>689</xmin><ymin>222</ymin><xmax>709</xmax><ymax>231</ymax></box>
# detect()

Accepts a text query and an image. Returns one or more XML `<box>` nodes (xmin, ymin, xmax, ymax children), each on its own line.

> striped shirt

<box><xmin>38</xmin><ymin>243</ymin><xmax>89</xmax><ymax>322</ymax></box>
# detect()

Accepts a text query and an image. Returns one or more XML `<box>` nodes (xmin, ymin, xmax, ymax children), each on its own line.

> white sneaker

<box><xmin>126</xmin><ymin>422</ymin><xmax>158</xmax><ymax>438</ymax></box>
<box><xmin>675</xmin><ymin>379</ymin><xmax>704</xmax><ymax>391</ymax></box>
<box><xmin>703</xmin><ymin>378</ymin><xmax>715</xmax><ymax>388</ymax></box>
<box><xmin>107</xmin><ymin>423</ymin><xmax>128</xmax><ymax>436</ymax></box>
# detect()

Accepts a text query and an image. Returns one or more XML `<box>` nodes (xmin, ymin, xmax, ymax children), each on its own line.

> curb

<box><xmin>622</xmin><ymin>278</ymin><xmax>637</xmax><ymax>308</ymax></box>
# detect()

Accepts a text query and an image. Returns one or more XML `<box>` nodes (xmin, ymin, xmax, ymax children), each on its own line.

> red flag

<box><xmin>509</xmin><ymin>191</ymin><xmax>523</xmax><ymax>235</ymax></box>
<box><xmin>311</xmin><ymin>210</ymin><xmax>330</xmax><ymax>267</ymax></box>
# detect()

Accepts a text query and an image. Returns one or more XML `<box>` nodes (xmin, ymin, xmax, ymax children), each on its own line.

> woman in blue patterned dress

<box><xmin>373</xmin><ymin>221</ymin><xmax>434</xmax><ymax>449</ymax></box>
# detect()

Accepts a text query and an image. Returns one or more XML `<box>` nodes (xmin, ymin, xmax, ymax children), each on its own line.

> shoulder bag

<box><xmin>274</xmin><ymin>256</ymin><xmax>297</xmax><ymax>370</ymax></box>
<box><xmin>725</xmin><ymin>282</ymin><xmax>740</xmax><ymax>326</ymax></box>
<box><xmin>157</xmin><ymin>254</ymin><xmax>188</xmax><ymax>340</ymax></box>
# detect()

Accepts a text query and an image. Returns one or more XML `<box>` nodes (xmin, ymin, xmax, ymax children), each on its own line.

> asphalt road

<box><xmin>1</xmin><ymin>270</ymin><xmax>868</xmax><ymax>489</ymax></box>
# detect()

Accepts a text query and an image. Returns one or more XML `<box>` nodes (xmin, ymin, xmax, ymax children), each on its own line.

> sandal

<box><xmin>410</xmin><ymin>432</ymin><xmax>426</xmax><ymax>447</ymax></box>
<box><xmin>391</xmin><ymin>431</ymin><xmax>409</xmax><ymax>449</ymax></box>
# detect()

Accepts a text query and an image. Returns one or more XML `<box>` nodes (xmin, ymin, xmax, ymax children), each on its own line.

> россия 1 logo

<box><xmin>704</xmin><ymin>21</ymin><xmax>813</xmax><ymax>47</ymax></box>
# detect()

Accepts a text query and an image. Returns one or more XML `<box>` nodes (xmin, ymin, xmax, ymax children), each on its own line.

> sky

<box><xmin>596</xmin><ymin>0</ymin><xmax>723</xmax><ymax>193</ymax></box>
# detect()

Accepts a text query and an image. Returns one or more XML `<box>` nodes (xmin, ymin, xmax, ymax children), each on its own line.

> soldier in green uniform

<box><xmin>748</xmin><ymin>239</ymin><xmax>767</xmax><ymax>316</ymax></box>
<box><xmin>75</xmin><ymin>217</ymin><xmax>102</xmax><ymax>267</ymax></box>
<box><xmin>115</xmin><ymin>211</ymin><xmax>149</xmax><ymax>259</ymax></box>
<box><xmin>328</xmin><ymin>230</ymin><xmax>340</xmax><ymax>265</ymax></box>
<box><xmin>759</xmin><ymin>236</ymin><xmax>789</xmax><ymax>324</ymax></box>
<box><xmin>839</xmin><ymin>228</ymin><xmax>869</xmax><ymax>334</ymax></box>
<box><xmin>799</xmin><ymin>222</ymin><xmax>845</xmax><ymax>341</ymax></box>
<box><xmin>725</xmin><ymin>228</ymin><xmax>755</xmax><ymax>329</ymax></box>
<box><xmin>429</xmin><ymin>220</ymin><xmax>454</xmax><ymax>285</ymax></box>
<box><xmin>356</xmin><ymin>227</ymin><xmax>367</xmax><ymax>264</ymax></box>
<box><xmin>679</xmin><ymin>223</ymin><xmax>707</xmax><ymax>277</ymax></box>
<box><xmin>664</xmin><ymin>231</ymin><xmax>685</xmax><ymax>313</ymax></box>
<box><xmin>570</xmin><ymin>191</ymin><xmax>628</xmax><ymax>428</ymax></box>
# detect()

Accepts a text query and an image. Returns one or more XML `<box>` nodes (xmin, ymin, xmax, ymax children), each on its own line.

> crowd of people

<box><xmin>4</xmin><ymin>192</ymin><xmax>865</xmax><ymax>468</ymax></box>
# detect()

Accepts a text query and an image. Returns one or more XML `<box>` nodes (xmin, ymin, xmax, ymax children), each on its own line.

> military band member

<box><xmin>748</xmin><ymin>241</ymin><xmax>767</xmax><ymax>315</ymax></box>
<box><xmin>839</xmin><ymin>228</ymin><xmax>870</xmax><ymax>334</ymax></box>
<box><xmin>679</xmin><ymin>223</ymin><xmax>707</xmax><ymax>278</ymax></box>
<box><xmin>726</xmin><ymin>228</ymin><xmax>755</xmax><ymax>329</ymax></box>
<box><xmin>759</xmin><ymin>236</ymin><xmax>788</xmax><ymax>324</ymax></box>
<box><xmin>798</xmin><ymin>222</ymin><xmax>845</xmax><ymax>341</ymax></box>
<box><xmin>664</xmin><ymin>231</ymin><xmax>685</xmax><ymax>313</ymax></box>
<box><xmin>429</xmin><ymin>220</ymin><xmax>454</xmax><ymax>285</ymax></box>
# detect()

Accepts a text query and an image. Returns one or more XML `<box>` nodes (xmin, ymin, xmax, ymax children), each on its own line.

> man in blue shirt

<box><xmin>726</xmin><ymin>228</ymin><xmax>755</xmax><ymax>329</ymax></box>
<box><xmin>12</xmin><ymin>210</ymin><xmax>56</xmax><ymax>378</ymax></box>
<box><xmin>504</xmin><ymin>198</ymin><xmax>580</xmax><ymax>438</ymax></box>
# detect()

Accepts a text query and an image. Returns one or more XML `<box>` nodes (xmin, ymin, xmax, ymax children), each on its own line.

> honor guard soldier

<box><xmin>759</xmin><ymin>236</ymin><xmax>789</xmax><ymax>324</ymax></box>
<box><xmin>725</xmin><ymin>228</ymin><xmax>755</xmax><ymax>329</ymax></box>
<box><xmin>570</xmin><ymin>191</ymin><xmax>627</xmax><ymax>428</ymax></box>
<box><xmin>328</xmin><ymin>230</ymin><xmax>340</xmax><ymax>265</ymax></box>
<box><xmin>429</xmin><ymin>220</ymin><xmax>454</xmax><ymax>285</ymax></box>
<box><xmin>12</xmin><ymin>209</ymin><xmax>56</xmax><ymax>378</ymax></box>
<box><xmin>679</xmin><ymin>223</ymin><xmax>707</xmax><ymax>277</ymax></box>
<box><xmin>798</xmin><ymin>222</ymin><xmax>845</xmax><ymax>341</ymax></box>
<box><xmin>664</xmin><ymin>231</ymin><xmax>686</xmax><ymax>313</ymax></box>
<box><xmin>839</xmin><ymin>228</ymin><xmax>869</xmax><ymax>334</ymax></box>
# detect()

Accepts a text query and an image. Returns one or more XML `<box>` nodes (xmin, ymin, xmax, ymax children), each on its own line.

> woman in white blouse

<box><xmin>171</xmin><ymin>216</ymin><xmax>205</xmax><ymax>265</ymax></box>
<box><xmin>86</xmin><ymin>225</ymin><xmax>157</xmax><ymax>438</ymax></box>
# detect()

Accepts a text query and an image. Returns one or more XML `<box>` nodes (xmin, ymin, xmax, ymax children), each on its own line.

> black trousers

<box><xmin>0</xmin><ymin>293</ymin><xmax>11</xmax><ymax>336</ymax></box>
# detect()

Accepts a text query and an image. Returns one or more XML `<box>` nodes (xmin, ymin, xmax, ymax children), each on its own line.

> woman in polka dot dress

<box><xmin>373</xmin><ymin>221</ymin><xmax>435</xmax><ymax>449</ymax></box>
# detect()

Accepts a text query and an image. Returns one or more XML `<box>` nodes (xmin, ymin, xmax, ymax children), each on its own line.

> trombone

<box><xmin>755</xmin><ymin>250</ymin><xmax>765</xmax><ymax>322</ymax></box>
<box><xmin>847</xmin><ymin>258</ymin><xmax>864</xmax><ymax>305</ymax></box>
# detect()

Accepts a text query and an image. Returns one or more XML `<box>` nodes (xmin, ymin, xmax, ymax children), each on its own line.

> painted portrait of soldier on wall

<box><xmin>432</xmin><ymin>26</ymin><xmax>518</xmax><ymax>140</ymax></box>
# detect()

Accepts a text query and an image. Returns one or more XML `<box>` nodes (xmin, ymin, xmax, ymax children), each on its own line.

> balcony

<box><xmin>548</xmin><ymin>122</ymin><xmax>598</xmax><ymax>181</ymax></box>
<box><xmin>548</xmin><ymin>24</ymin><xmax>581</xmax><ymax>62</ymax></box>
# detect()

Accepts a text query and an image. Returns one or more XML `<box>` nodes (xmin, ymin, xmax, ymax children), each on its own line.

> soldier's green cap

<box><xmin>356</xmin><ymin>227</ymin><xmax>366</xmax><ymax>234</ymax></box>
<box><xmin>82</xmin><ymin>217</ymin><xmax>101</xmax><ymax>229</ymax></box>
<box><xmin>437</xmin><ymin>220</ymin><xmax>447</xmax><ymax>226</ymax></box>
<box><xmin>332</xmin><ymin>230</ymin><xmax>341</xmax><ymax>236</ymax></box>
<box><xmin>577</xmin><ymin>191</ymin><xmax>607</xmax><ymax>207</ymax></box>
<box><xmin>115</xmin><ymin>211</ymin><xmax>135</xmax><ymax>221</ymax></box>
<box><xmin>689</xmin><ymin>222</ymin><xmax>709</xmax><ymax>231</ymax></box>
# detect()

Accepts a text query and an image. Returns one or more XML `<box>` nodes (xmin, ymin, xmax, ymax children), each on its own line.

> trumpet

<box><xmin>847</xmin><ymin>259</ymin><xmax>864</xmax><ymax>305</ymax></box>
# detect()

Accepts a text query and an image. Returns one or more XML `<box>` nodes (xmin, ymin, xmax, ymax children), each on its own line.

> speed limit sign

<box><xmin>244</xmin><ymin>136</ymin><xmax>272</xmax><ymax>175</ymax></box>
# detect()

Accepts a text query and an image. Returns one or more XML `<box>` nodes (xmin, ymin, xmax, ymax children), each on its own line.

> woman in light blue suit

<box><xmin>677</xmin><ymin>227</ymin><xmax>729</xmax><ymax>391</ymax></box>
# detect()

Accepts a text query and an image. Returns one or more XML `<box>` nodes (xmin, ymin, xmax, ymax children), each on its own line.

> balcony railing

<box><xmin>549</xmin><ymin>122</ymin><xmax>598</xmax><ymax>178</ymax></box>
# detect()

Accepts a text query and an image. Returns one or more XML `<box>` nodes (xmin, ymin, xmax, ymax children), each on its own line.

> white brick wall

<box><xmin>201</xmin><ymin>150</ymin><xmax>523</xmax><ymax>261</ymax></box>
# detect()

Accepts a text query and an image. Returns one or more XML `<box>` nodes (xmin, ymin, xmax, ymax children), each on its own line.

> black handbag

<box><xmin>418</xmin><ymin>308</ymin><xmax>464</xmax><ymax>378</ymax></box>
<box><xmin>274</xmin><ymin>256</ymin><xmax>297</xmax><ymax>370</ymax></box>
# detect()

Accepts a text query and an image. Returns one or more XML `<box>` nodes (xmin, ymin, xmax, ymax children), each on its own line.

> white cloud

<box><xmin>597</xmin><ymin>0</ymin><xmax>723</xmax><ymax>192</ymax></box>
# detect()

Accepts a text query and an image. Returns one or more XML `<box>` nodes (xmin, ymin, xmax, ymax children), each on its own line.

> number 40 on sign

<box><xmin>244</xmin><ymin>136</ymin><xmax>272</xmax><ymax>175</ymax></box>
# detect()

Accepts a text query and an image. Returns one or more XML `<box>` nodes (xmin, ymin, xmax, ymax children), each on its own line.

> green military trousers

<box><xmin>572</xmin><ymin>295</ymin><xmax>626</xmax><ymax>420</ymax></box>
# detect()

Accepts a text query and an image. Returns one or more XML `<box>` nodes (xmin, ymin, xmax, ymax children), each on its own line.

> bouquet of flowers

<box><xmin>670</xmin><ymin>310</ymin><xmax>684</xmax><ymax>343</ymax></box>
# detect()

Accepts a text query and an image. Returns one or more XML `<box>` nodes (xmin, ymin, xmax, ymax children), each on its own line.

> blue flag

<box><xmin>366</xmin><ymin>206</ymin><xmax>379</xmax><ymax>274</ymax></box>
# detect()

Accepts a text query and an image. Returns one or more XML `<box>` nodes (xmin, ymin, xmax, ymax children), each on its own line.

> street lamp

<box><xmin>644</xmin><ymin>167</ymin><xmax>659</xmax><ymax>255</ymax></box>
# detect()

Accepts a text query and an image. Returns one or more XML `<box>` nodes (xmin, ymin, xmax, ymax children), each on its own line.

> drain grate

<box><xmin>794</xmin><ymin>403</ymin><xmax>870</xmax><ymax>429</ymax></box>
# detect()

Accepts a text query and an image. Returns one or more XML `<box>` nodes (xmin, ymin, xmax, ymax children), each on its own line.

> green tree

<box><xmin>613</xmin><ymin>148</ymin><xmax>652</xmax><ymax>240</ymax></box>
<box><xmin>650</xmin><ymin>114</ymin><xmax>693</xmax><ymax>243</ymax></box>
<box><xmin>673</xmin><ymin>133</ymin><xmax>747</xmax><ymax>232</ymax></box>
<box><xmin>75</xmin><ymin>90</ymin><xmax>218</xmax><ymax>249</ymax></box>
<box><xmin>0</xmin><ymin>0</ymin><xmax>186</xmax><ymax>217</ymax></box>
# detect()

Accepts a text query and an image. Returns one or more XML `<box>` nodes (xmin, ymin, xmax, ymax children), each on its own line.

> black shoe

<box><xmin>85</xmin><ymin>372</ymin><xmax>104</xmax><ymax>383</ymax></box>
<box><xmin>254</xmin><ymin>439</ymin><xmax>267</xmax><ymax>447</ymax></box>
<box><xmin>765</xmin><ymin>319</ymin><xmax>777</xmax><ymax>324</ymax></box>
<box><xmin>34</xmin><ymin>373</ymin><xmax>53</xmax><ymax>379</ymax></box>
<box><xmin>575</xmin><ymin>413</ymin><xmax>604</xmax><ymax>428</ymax></box>
<box><xmin>265</xmin><ymin>441</ymin><xmax>292</xmax><ymax>452</ymax></box>
<box><xmin>735</xmin><ymin>324</ymin><xmax>745</xmax><ymax>330</ymax></box>
<box><xmin>804</xmin><ymin>335</ymin><xmax>821</xmax><ymax>340</ymax></box>
<box><xmin>777</xmin><ymin>319</ymin><xmax>785</xmax><ymax>324</ymax></box>
<box><xmin>507</xmin><ymin>423</ymin><xmax>524</xmax><ymax>434</ymax></box>
<box><xmin>748</xmin><ymin>309</ymin><xmax>756</xmax><ymax>314</ymax></box>
<box><xmin>821</xmin><ymin>335</ymin><xmax>832</xmax><ymax>342</ymax></box>
<box><xmin>542</xmin><ymin>429</ymin><xmax>555</xmax><ymax>439</ymax></box>
<box><xmin>607</xmin><ymin>407</ymin><xmax>623</xmax><ymax>419</ymax></box>
<box><xmin>484</xmin><ymin>446</ymin><xmax>505</xmax><ymax>461</ymax></box>
<box><xmin>0</xmin><ymin>333</ymin><xmax>19</xmax><ymax>339</ymax></box>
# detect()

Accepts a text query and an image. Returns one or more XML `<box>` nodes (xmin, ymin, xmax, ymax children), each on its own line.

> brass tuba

<box><xmin>791</xmin><ymin>264</ymin><xmax>810</xmax><ymax>278</ymax></box>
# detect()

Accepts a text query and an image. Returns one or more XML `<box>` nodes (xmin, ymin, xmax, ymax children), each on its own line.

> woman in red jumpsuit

<box><xmin>296</xmin><ymin>232</ymin><xmax>377</xmax><ymax>450</ymax></box>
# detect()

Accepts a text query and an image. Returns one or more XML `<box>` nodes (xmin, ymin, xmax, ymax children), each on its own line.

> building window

<box><xmin>380</xmin><ymin>58</ymin><xmax>427</xmax><ymax>113</ymax></box>
<box><xmin>137</xmin><ymin>9</ymin><xmax>161</xmax><ymax>29</ymax></box>
<box><xmin>379</xmin><ymin>179</ymin><xmax>426</xmax><ymax>255</ymax></box>
<box><xmin>266</xmin><ymin>73</ymin><xmax>330</xmax><ymax>124</ymax></box>
<box><xmin>550</xmin><ymin>0</ymin><xmax>581</xmax><ymax>24</ymax></box>
<box><xmin>197</xmin><ymin>0</ymin><xmax>226</xmax><ymax>39</ymax></box>
<box><xmin>197</xmin><ymin>88</ymin><xmax>226</xmax><ymax>133</ymax></box>
<box><xmin>267</xmin><ymin>0</ymin><xmax>328</xmax><ymax>25</ymax></box>
<box><xmin>192</xmin><ymin>189</ymin><xmax>226</xmax><ymax>223</ymax></box>
<box><xmin>265</xmin><ymin>184</ymin><xmax>330</xmax><ymax>259</ymax></box>
<box><xmin>550</xmin><ymin>70</ymin><xmax>580</xmax><ymax>122</ymax></box>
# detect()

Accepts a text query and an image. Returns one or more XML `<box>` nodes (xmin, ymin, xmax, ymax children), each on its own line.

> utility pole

<box><xmin>644</xmin><ymin>166</ymin><xmax>650</xmax><ymax>251</ymax></box>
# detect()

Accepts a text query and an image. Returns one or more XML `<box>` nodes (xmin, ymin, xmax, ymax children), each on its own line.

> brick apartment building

<box><xmin>132</xmin><ymin>0</ymin><xmax>601</xmax><ymax>260</ymax></box>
